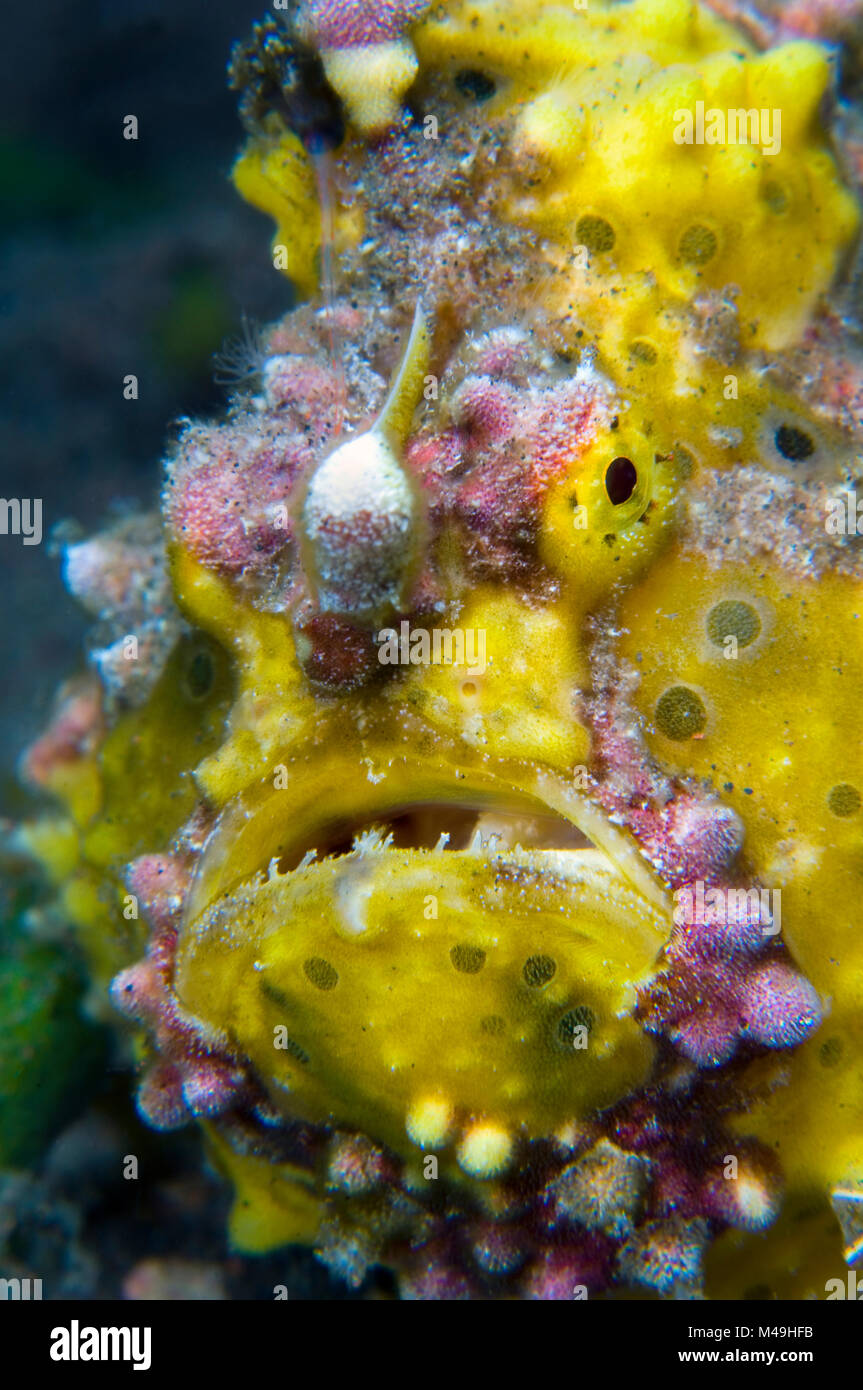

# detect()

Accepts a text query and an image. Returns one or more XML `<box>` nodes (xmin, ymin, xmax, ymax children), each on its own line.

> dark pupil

<box><xmin>605</xmin><ymin>456</ymin><xmax>638</xmax><ymax>505</ymax></box>
<box><xmin>774</xmin><ymin>424</ymin><xmax>814</xmax><ymax>462</ymax></box>
<box><xmin>454</xmin><ymin>69</ymin><xmax>497</xmax><ymax>102</ymax></box>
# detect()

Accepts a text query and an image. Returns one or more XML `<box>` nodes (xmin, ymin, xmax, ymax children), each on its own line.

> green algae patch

<box><xmin>0</xmin><ymin>941</ymin><xmax>107</xmax><ymax>1166</ymax></box>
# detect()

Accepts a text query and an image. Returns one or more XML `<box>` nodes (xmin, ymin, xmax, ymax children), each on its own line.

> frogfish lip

<box><xmin>182</xmin><ymin>750</ymin><xmax>671</xmax><ymax>928</ymax></box>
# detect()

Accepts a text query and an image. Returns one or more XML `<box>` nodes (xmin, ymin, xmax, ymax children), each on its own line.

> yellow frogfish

<box><xmin>17</xmin><ymin>0</ymin><xmax>863</xmax><ymax>1298</ymax></box>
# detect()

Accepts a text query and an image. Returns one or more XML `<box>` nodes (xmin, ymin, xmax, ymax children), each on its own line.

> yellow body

<box><xmin>21</xmin><ymin>0</ymin><xmax>863</xmax><ymax>1294</ymax></box>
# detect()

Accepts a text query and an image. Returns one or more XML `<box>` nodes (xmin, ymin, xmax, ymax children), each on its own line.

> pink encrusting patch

<box><xmin>301</xmin><ymin>0</ymin><xmax>430</xmax><ymax>50</ymax></box>
<box><xmin>522</xmin><ymin>1243</ymin><xmax>613</xmax><ymax>1301</ymax></box>
<box><xmin>110</xmin><ymin>852</ymin><xmax>254</xmax><ymax>1131</ymax></box>
<box><xmin>164</xmin><ymin>420</ymin><xmax>312</xmax><ymax>576</ymax></box>
<box><xmin>527</xmin><ymin>379</ymin><xmax>612</xmax><ymax>490</ymax></box>
<box><xmin>700</xmin><ymin>1151</ymin><xmax>782</xmax><ymax>1231</ymax></box>
<box><xmin>589</xmin><ymin>700</ymin><xmax>746</xmax><ymax>893</ymax></box>
<box><xmin>628</xmin><ymin>795</ymin><xmax>745</xmax><ymax>893</ymax></box>
<box><xmin>405</xmin><ymin>355</ymin><xmax>616</xmax><ymax>578</ymax></box>
<box><xmin>449</xmin><ymin>366</ymin><xmax>613</xmax><ymax>490</ymax></box>
<box><xmin>20</xmin><ymin>676</ymin><xmax>105</xmax><ymax>788</ymax></box>
<box><xmin>739</xmin><ymin>961</ymin><xmax>823</xmax><ymax>1048</ymax></box>
<box><xmin>779</xmin><ymin>0</ymin><xmax>861</xmax><ymax>43</ymax></box>
<box><xmin>582</xmin><ymin>679</ymin><xmax>820</xmax><ymax>1069</ymax></box>
<box><xmin>405</xmin><ymin>428</ymin><xmax>467</xmax><ymax>502</ymax></box>
<box><xmin>451</xmin><ymin>377</ymin><xmax>521</xmax><ymax>441</ymax></box>
<box><xmin>263</xmin><ymin>354</ymin><xmax>348</xmax><ymax>423</ymax></box>
<box><xmin>638</xmin><ymin>902</ymin><xmax>823</xmax><ymax>1068</ymax></box>
<box><xmin>126</xmin><ymin>854</ymin><xmax>190</xmax><ymax>937</ymax></box>
<box><xmin>668</xmin><ymin>1005</ymin><xmax>741</xmax><ymax>1067</ymax></box>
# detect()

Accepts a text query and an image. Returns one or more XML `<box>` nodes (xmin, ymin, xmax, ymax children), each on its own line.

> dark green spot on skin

<box><xmin>284</xmin><ymin>1036</ymin><xmax>310</xmax><ymax>1064</ymax></box>
<box><xmin>762</xmin><ymin>179</ymin><xmax>789</xmax><ymax>214</ymax></box>
<box><xmin>674</xmin><ymin>444</ymin><xmax>696</xmax><ymax>478</ymax></box>
<box><xmin>480</xmin><ymin>1014</ymin><xmax>506</xmax><ymax>1036</ymax></box>
<box><xmin>576</xmin><ymin>214</ymin><xmax>616</xmax><ymax>253</ymax></box>
<box><xmin>557</xmin><ymin>1006</ymin><xmax>595</xmax><ymax>1048</ymax></box>
<box><xmin>655</xmin><ymin>686</ymin><xmax>707</xmax><ymax>740</ymax></box>
<box><xmin>259</xmin><ymin>981</ymin><xmax>310</xmax><ymax>1062</ymax></box>
<box><xmin>260</xmin><ymin>978</ymin><xmax>290</xmax><ymax>1009</ymax></box>
<box><xmin>819</xmin><ymin>1036</ymin><xmax>843</xmax><ymax>1068</ymax></box>
<box><xmin>707</xmin><ymin>600</ymin><xmax>761</xmax><ymax>649</ymax></box>
<box><xmin>629</xmin><ymin>339</ymin><xmax>657</xmax><ymax>365</ymax></box>
<box><xmin>828</xmin><ymin>783</ymin><xmax>861</xmax><ymax>817</ymax></box>
<box><xmin>303</xmin><ymin>957</ymin><xmax>339</xmax><ymax>990</ymax></box>
<box><xmin>523</xmin><ymin>954</ymin><xmax>557</xmax><ymax>987</ymax></box>
<box><xmin>451</xmin><ymin>944</ymin><xmax>486</xmax><ymax>973</ymax></box>
<box><xmin>774</xmin><ymin>424</ymin><xmax>815</xmax><ymax>462</ymax></box>
<box><xmin>679</xmin><ymin>224</ymin><xmax>718</xmax><ymax>266</ymax></box>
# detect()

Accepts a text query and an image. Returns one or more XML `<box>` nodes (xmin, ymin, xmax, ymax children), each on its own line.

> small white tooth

<box><xmin>266</xmin><ymin>856</ymin><xmax>282</xmax><ymax>882</ymax></box>
<box><xmin>433</xmin><ymin>831</ymin><xmax>451</xmax><ymax>852</ymax></box>
<box><xmin>297</xmin><ymin>849</ymin><xmax>318</xmax><ymax>871</ymax></box>
<box><xmin>468</xmin><ymin>826</ymin><xmax>484</xmax><ymax>855</ymax></box>
<box><xmin>353</xmin><ymin>825</ymin><xmax>394</xmax><ymax>855</ymax></box>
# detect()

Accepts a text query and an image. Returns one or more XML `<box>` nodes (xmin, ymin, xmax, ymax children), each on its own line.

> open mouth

<box><xmin>183</xmin><ymin>752</ymin><xmax>671</xmax><ymax>925</ymax></box>
<box><xmin>274</xmin><ymin>800</ymin><xmax>594</xmax><ymax>871</ymax></box>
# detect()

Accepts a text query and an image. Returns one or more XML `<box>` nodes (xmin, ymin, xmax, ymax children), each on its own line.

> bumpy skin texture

<box><xmin>17</xmin><ymin>0</ymin><xmax>863</xmax><ymax>1297</ymax></box>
